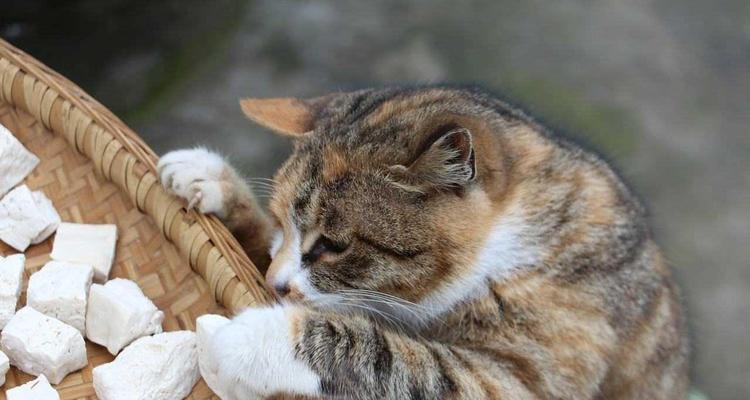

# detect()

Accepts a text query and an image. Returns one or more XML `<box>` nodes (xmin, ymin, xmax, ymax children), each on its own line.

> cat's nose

<box><xmin>266</xmin><ymin>272</ymin><xmax>291</xmax><ymax>297</ymax></box>
<box><xmin>273</xmin><ymin>282</ymin><xmax>290</xmax><ymax>297</ymax></box>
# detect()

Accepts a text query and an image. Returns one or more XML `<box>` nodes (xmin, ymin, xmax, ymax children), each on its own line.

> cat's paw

<box><xmin>207</xmin><ymin>306</ymin><xmax>321</xmax><ymax>398</ymax></box>
<box><xmin>157</xmin><ymin>147</ymin><xmax>234</xmax><ymax>217</ymax></box>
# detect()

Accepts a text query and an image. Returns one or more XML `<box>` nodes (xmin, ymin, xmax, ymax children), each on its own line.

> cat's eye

<box><xmin>302</xmin><ymin>235</ymin><xmax>348</xmax><ymax>264</ymax></box>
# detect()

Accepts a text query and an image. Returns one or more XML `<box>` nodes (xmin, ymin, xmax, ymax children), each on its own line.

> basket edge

<box><xmin>0</xmin><ymin>38</ymin><xmax>274</xmax><ymax>312</ymax></box>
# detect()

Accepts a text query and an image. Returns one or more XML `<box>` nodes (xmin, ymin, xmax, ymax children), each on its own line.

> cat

<box><xmin>157</xmin><ymin>86</ymin><xmax>689</xmax><ymax>399</ymax></box>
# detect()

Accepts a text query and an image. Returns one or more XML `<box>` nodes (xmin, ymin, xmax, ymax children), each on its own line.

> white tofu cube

<box><xmin>5</xmin><ymin>374</ymin><xmax>60</xmax><ymax>400</ymax></box>
<box><xmin>50</xmin><ymin>222</ymin><xmax>117</xmax><ymax>282</ymax></box>
<box><xmin>92</xmin><ymin>331</ymin><xmax>200</xmax><ymax>400</ymax></box>
<box><xmin>86</xmin><ymin>278</ymin><xmax>164</xmax><ymax>355</ymax></box>
<box><xmin>0</xmin><ymin>185</ymin><xmax>53</xmax><ymax>252</ymax></box>
<box><xmin>27</xmin><ymin>261</ymin><xmax>94</xmax><ymax>334</ymax></box>
<box><xmin>0</xmin><ymin>306</ymin><xmax>87</xmax><ymax>384</ymax></box>
<box><xmin>0</xmin><ymin>349</ymin><xmax>9</xmax><ymax>386</ymax></box>
<box><xmin>0</xmin><ymin>253</ymin><xmax>25</xmax><ymax>329</ymax></box>
<box><xmin>30</xmin><ymin>191</ymin><xmax>60</xmax><ymax>245</ymax></box>
<box><xmin>196</xmin><ymin>314</ymin><xmax>232</xmax><ymax>399</ymax></box>
<box><xmin>0</xmin><ymin>123</ymin><xmax>39</xmax><ymax>198</ymax></box>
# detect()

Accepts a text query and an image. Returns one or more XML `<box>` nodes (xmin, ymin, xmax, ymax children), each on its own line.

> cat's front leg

<box><xmin>205</xmin><ymin>305</ymin><xmax>322</xmax><ymax>399</ymax></box>
<box><xmin>157</xmin><ymin>147</ymin><xmax>272</xmax><ymax>271</ymax></box>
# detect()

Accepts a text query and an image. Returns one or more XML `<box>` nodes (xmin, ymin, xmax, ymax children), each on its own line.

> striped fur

<box><xmin>161</xmin><ymin>85</ymin><xmax>688</xmax><ymax>399</ymax></box>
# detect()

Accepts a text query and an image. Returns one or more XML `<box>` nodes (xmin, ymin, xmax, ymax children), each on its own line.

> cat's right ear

<box><xmin>389</xmin><ymin>125</ymin><xmax>476</xmax><ymax>192</ymax></box>
<box><xmin>240</xmin><ymin>95</ymin><xmax>336</xmax><ymax>138</ymax></box>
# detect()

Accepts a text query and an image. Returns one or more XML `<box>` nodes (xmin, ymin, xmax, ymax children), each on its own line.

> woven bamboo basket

<box><xmin>0</xmin><ymin>39</ymin><xmax>275</xmax><ymax>399</ymax></box>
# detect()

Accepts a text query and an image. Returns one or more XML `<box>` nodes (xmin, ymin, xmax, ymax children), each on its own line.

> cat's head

<box><xmin>243</xmin><ymin>87</ymin><xmax>519</xmax><ymax>323</ymax></box>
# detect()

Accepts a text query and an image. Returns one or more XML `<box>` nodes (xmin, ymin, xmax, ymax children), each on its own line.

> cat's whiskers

<box><xmin>340</xmin><ymin>288</ymin><xmax>431</xmax><ymax>312</ymax></box>
<box><xmin>336</xmin><ymin>288</ymin><xmax>440</xmax><ymax>328</ymax></box>
<box><xmin>249</xmin><ymin>181</ymin><xmax>275</xmax><ymax>188</ymax></box>
<box><xmin>339</xmin><ymin>292</ymin><xmax>424</xmax><ymax>322</ymax></box>
<box><xmin>326</xmin><ymin>290</ymin><xmax>437</xmax><ymax>331</ymax></box>
<box><xmin>310</xmin><ymin>293</ymin><xmax>412</xmax><ymax>332</ymax></box>
<box><xmin>336</xmin><ymin>300</ymin><xmax>404</xmax><ymax>329</ymax></box>
<box><xmin>250</xmin><ymin>185</ymin><xmax>275</xmax><ymax>192</ymax></box>
<box><xmin>248</xmin><ymin>177</ymin><xmax>276</xmax><ymax>183</ymax></box>
<box><xmin>247</xmin><ymin>178</ymin><xmax>277</xmax><ymax>193</ymax></box>
<box><xmin>248</xmin><ymin>178</ymin><xmax>277</xmax><ymax>187</ymax></box>
<box><xmin>251</xmin><ymin>184</ymin><xmax>276</xmax><ymax>198</ymax></box>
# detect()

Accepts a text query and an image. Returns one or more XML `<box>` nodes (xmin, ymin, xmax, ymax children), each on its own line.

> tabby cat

<box><xmin>157</xmin><ymin>86</ymin><xmax>688</xmax><ymax>399</ymax></box>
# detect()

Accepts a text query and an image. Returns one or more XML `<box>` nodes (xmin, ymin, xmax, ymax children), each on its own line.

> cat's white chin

<box><xmin>206</xmin><ymin>305</ymin><xmax>321</xmax><ymax>399</ymax></box>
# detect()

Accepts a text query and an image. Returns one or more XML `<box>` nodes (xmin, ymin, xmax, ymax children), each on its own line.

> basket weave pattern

<box><xmin>0</xmin><ymin>39</ymin><xmax>274</xmax><ymax>399</ymax></box>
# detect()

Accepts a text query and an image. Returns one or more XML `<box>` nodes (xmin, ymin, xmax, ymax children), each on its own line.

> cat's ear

<box><xmin>239</xmin><ymin>98</ymin><xmax>315</xmax><ymax>137</ymax></box>
<box><xmin>240</xmin><ymin>95</ymin><xmax>337</xmax><ymax>137</ymax></box>
<box><xmin>390</xmin><ymin>126</ymin><xmax>476</xmax><ymax>191</ymax></box>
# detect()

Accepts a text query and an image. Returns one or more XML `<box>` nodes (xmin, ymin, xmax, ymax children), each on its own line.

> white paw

<box><xmin>208</xmin><ymin>306</ymin><xmax>321</xmax><ymax>399</ymax></box>
<box><xmin>157</xmin><ymin>147</ymin><xmax>231</xmax><ymax>217</ymax></box>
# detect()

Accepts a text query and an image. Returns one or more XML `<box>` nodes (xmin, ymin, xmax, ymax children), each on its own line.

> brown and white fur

<box><xmin>158</xmin><ymin>86</ymin><xmax>688</xmax><ymax>399</ymax></box>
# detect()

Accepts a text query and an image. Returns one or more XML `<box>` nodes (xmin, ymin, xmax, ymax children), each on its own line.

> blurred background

<box><xmin>2</xmin><ymin>1</ymin><xmax>748</xmax><ymax>398</ymax></box>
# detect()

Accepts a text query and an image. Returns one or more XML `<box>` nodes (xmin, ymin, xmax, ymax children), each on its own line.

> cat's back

<box><xmin>407</xmin><ymin>85</ymin><xmax>690</xmax><ymax>398</ymax></box>
<box><xmin>491</xmin><ymin>104</ymin><xmax>690</xmax><ymax>399</ymax></box>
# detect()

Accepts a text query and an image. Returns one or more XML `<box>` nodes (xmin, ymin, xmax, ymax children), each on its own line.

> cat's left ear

<box><xmin>239</xmin><ymin>95</ymin><xmax>334</xmax><ymax>137</ymax></box>
<box><xmin>390</xmin><ymin>125</ymin><xmax>476</xmax><ymax>191</ymax></box>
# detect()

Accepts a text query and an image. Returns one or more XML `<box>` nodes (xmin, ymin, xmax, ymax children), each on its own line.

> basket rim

<box><xmin>0</xmin><ymin>38</ymin><xmax>274</xmax><ymax>312</ymax></box>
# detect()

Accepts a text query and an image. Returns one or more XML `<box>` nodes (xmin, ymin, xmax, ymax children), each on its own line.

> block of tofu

<box><xmin>0</xmin><ymin>185</ymin><xmax>58</xmax><ymax>252</ymax></box>
<box><xmin>0</xmin><ymin>306</ymin><xmax>87</xmax><ymax>384</ymax></box>
<box><xmin>196</xmin><ymin>314</ymin><xmax>233</xmax><ymax>399</ymax></box>
<box><xmin>50</xmin><ymin>222</ymin><xmax>117</xmax><ymax>282</ymax></box>
<box><xmin>93</xmin><ymin>331</ymin><xmax>200</xmax><ymax>400</ymax></box>
<box><xmin>5</xmin><ymin>374</ymin><xmax>60</xmax><ymax>400</ymax></box>
<box><xmin>0</xmin><ymin>123</ymin><xmax>39</xmax><ymax>198</ymax></box>
<box><xmin>0</xmin><ymin>349</ymin><xmax>9</xmax><ymax>386</ymax></box>
<box><xmin>0</xmin><ymin>253</ymin><xmax>25</xmax><ymax>329</ymax></box>
<box><xmin>27</xmin><ymin>261</ymin><xmax>94</xmax><ymax>334</ymax></box>
<box><xmin>86</xmin><ymin>278</ymin><xmax>164</xmax><ymax>355</ymax></box>
<box><xmin>30</xmin><ymin>191</ymin><xmax>60</xmax><ymax>245</ymax></box>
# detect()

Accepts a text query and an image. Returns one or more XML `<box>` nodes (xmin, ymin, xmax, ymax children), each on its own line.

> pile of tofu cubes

<box><xmin>0</xmin><ymin>123</ymin><xmax>223</xmax><ymax>399</ymax></box>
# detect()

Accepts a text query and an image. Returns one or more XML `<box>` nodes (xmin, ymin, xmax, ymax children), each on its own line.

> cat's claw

<box><xmin>157</xmin><ymin>147</ymin><xmax>231</xmax><ymax>217</ymax></box>
<box><xmin>187</xmin><ymin>190</ymin><xmax>202</xmax><ymax>211</ymax></box>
